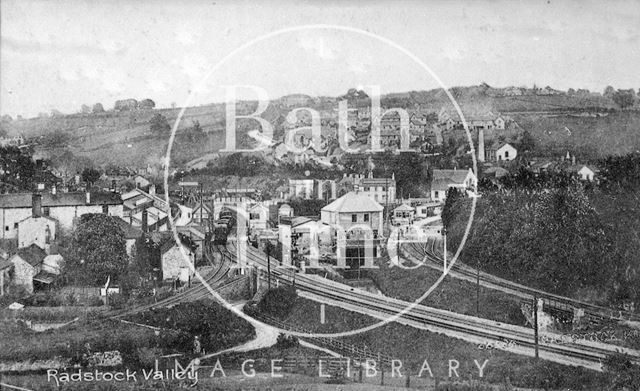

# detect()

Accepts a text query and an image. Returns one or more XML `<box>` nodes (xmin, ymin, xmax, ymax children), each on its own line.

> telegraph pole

<box><xmin>442</xmin><ymin>227</ymin><xmax>447</xmax><ymax>272</ymax></box>
<box><xmin>476</xmin><ymin>259</ymin><xmax>480</xmax><ymax>316</ymax></box>
<box><xmin>533</xmin><ymin>295</ymin><xmax>539</xmax><ymax>359</ymax></box>
<box><xmin>266</xmin><ymin>244</ymin><xmax>271</xmax><ymax>291</ymax></box>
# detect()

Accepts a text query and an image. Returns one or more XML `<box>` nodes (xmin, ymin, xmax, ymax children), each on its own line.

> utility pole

<box><xmin>533</xmin><ymin>295</ymin><xmax>539</xmax><ymax>359</ymax></box>
<box><xmin>442</xmin><ymin>227</ymin><xmax>447</xmax><ymax>272</ymax></box>
<box><xmin>476</xmin><ymin>258</ymin><xmax>480</xmax><ymax>316</ymax></box>
<box><xmin>267</xmin><ymin>244</ymin><xmax>271</xmax><ymax>291</ymax></box>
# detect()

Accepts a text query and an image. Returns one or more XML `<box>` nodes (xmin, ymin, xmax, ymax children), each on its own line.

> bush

<box><xmin>257</xmin><ymin>286</ymin><xmax>297</xmax><ymax>319</ymax></box>
<box><xmin>21</xmin><ymin>292</ymin><xmax>63</xmax><ymax>307</ymax></box>
<box><xmin>107</xmin><ymin>293</ymin><xmax>127</xmax><ymax>310</ymax></box>
<box><xmin>86</xmin><ymin>296</ymin><xmax>104</xmax><ymax>307</ymax></box>
<box><xmin>276</xmin><ymin>333</ymin><xmax>299</xmax><ymax>349</ymax></box>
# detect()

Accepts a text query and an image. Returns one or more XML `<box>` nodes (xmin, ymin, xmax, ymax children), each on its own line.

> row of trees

<box><xmin>444</xmin><ymin>154</ymin><xmax>640</xmax><ymax>304</ymax></box>
<box><xmin>444</xmin><ymin>184</ymin><xmax>626</xmax><ymax>300</ymax></box>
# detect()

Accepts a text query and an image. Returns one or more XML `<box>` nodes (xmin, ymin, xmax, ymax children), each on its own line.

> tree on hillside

<box><xmin>192</xmin><ymin>120</ymin><xmax>202</xmax><ymax>133</ymax></box>
<box><xmin>139</xmin><ymin>99</ymin><xmax>156</xmax><ymax>110</ymax></box>
<box><xmin>441</xmin><ymin>187</ymin><xmax>463</xmax><ymax>229</ymax></box>
<box><xmin>603</xmin><ymin>85</ymin><xmax>615</xmax><ymax>98</ymax></box>
<box><xmin>92</xmin><ymin>103</ymin><xmax>105</xmax><ymax>113</ymax></box>
<box><xmin>150</xmin><ymin>113</ymin><xmax>171</xmax><ymax>134</ymax></box>
<box><xmin>612</xmin><ymin>89</ymin><xmax>635</xmax><ymax>109</ymax></box>
<box><xmin>519</xmin><ymin>129</ymin><xmax>536</xmax><ymax>153</ymax></box>
<box><xmin>81</xmin><ymin>167</ymin><xmax>101</xmax><ymax>186</ymax></box>
<box><xmin>63</xmin><ymin>214</ymin><xmax>128</xmax><ymax>286</ymax></box>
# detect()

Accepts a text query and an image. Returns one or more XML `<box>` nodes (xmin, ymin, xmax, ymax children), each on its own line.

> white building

<box><xmin>488</xmin><ymin>143</ymin><xmax>518</xmax><ymax>162</ymax></box>
<box><xmin>430</xmin><ymin>168</ymin><xmax>478</xmax><ymax>203</ymax></box>
<box><xmin>0</xmin><ymin>192</ymin><xmax>123</xmax><ymax>240</ymax></box>
<box><xmin>248</xmin><ymin>203</ymin><xmax>270</xmax><ymax>231</ymax></box>
<box><xmin>320</xmin><ymin>191</ymin><xmax>384</xmax><ymax>269</ymax></box>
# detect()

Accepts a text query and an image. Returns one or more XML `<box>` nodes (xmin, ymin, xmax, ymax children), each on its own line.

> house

<box><xmin>176</xmin><ymin>225</ymin><xmax>206</xmax><ymax>262</ymax></box>
<box><xmin>148</xmin><ymin>232</ymin><xmax>197</xmax><ymax>283</ymax></box>
<box><xmin>570</xmin><ymin>165</ymin><xmax>599</xmax><ymax>181</ymax></box>
<box><xmin>321</xmin><ymin>191</ymin><xmax>384</xmax><ymax>269</ymax></box>
<box><xmin>248</xmin><ymin>203</ymin><xmax>270</xmax><ymax>231</ymax></box>
<box><xmin>17</xmin><ymin>214</ymin><xmax>57</xmax><ymax>253</ymax></box>
<box><xmin>488</xmin><ymin>143</ymin><xmax>517</xmax><ymax>162</ymax></box>
<box><xmin>0</xmin><ymin>192</ymin><xmax>123</xmax><ymax>240</ymax></box>
<box><xmin>122</xmin><ymin>187</ymin><xmax>168</xmax><ymax>217</ymax></box>
<box><xmin>430</xmin><ymin>168</ymin><xmax>478</xmax><ymax>202</ymax></box>
<box><xmin>134</xmin><ymin>175</ymin><xmax>151</xmax><ymax>190</ymax></box>
<box><xmin>354</xmin><ymin>172</ymin><xmax>397</xmax><ymax>204</ymax></box>
<box><xmin>392</xmin><ymin>203</ymin><xmax>414</xmax><ymax>225</ymax></box>
<box><xmin>6</xmin><ymin>244</ymin><xmax>51</xmax><ymax>294</ymax></box>
<box><xmin>115</xmin><ymin>218</ymin><xmax>143</xmax><ymax>257</ymax></box>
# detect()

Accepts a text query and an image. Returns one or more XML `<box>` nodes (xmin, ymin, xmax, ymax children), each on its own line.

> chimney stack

<box><xmin>111</xmin><ymin>180</ymin><xmax>117</xmax><ymax>193</ymax></box>
<box><xmin>571</xmin><ymin>155</ymin><xmax>576</xmax><ymax>165</ymax></box>
<box><xmin>32</xmin><ymin>193</ymin><xmax>42</xmax><ymax>217</ymax></box>
<box><xmin>51</xmin><ymin>185</ymin><xmax>57</xmax><ymax>195</ymax></box>
<box><xmin>141</xmin><ymin>209</ymin><xmax>148</xmax><ymax>233</ymax></box>
<box><xmin>85</xmin><ymin>191</ymin><xmax>91</xmax><ymax>204</ymax></box>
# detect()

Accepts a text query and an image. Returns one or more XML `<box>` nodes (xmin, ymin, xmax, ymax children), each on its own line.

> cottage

<box><xmin>488</xmin><ymin>143</ymin><xmax>517</xmax><ymax>162</ymax></box>
<box><xmin>17</xmin><ymin>214</ymin><xmax>56</xmax><ymax>253</ymax></box>
<box><xmin>148</xmin><ymin>232</ymin><xmax>197</xmax><ymax>283</ymax></box>
<box><xmin>0</xmin><ymin>192</ymin><xmax>123</xmax><ymax>240</ymax></box>
<box><xmin>355</xmin><ymin>173</ymin><xmax>397</xmax><ymax>204</ymax></box>
<box><xmin>430</xmin><ymin>168</ymin><xmax>478</xmax><ymax>202</ymax></box>
<box><xmin>569</xmin><ymin>165</ymin><xmax>599</xmax><ymax>181</ymax></box>
<box><xmin>6</xmin><ymin>244</ymin><xmax>49</xmax><ymax>294</ymax></box>
<box><xmin>115</xmin><ymin>218</ymin><xmax>143</xmax><ymax>257</ymax></box>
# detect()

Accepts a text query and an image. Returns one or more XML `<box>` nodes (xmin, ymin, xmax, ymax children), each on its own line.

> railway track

<box><xmin>229</xmin><ymin>241</ymin><xmax>640</xmax><ymax>370</ymax></box>
<box><xmin>110</xmin><ymin>244</ymin><xmax>241</xmax><ymax>319</ymax></box>
<box><xmin>401</xmin><ymin>238</ymin><xmax>640</xmax><ymax>323</ymax></box>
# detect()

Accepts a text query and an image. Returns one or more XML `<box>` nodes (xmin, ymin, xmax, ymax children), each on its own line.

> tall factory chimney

<box><xmin>478</xmin><ymin>128</ymin><xmax>486</xmax><ymax>162</ymax></box>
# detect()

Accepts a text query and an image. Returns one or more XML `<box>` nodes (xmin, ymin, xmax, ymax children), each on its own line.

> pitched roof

<box><xmin>361</xmin><ymin>177</ymin><xmax>395</xmax><ymax>187</ymax></box>
<box><xmin>393</xmin><ymin>203</ymin><xmax>414</xmax><ymax>212</ymax></box>
<box><xmin>432</xmin><ymin>169</ymin><xmax>472</xmax><ymax>184</ymax></box>
<box><xmin>321</xmin><ymin>191</ymin><xmax>384</xmax><ymax>213</ymax></box>
<box><xmin>115</xmin><ymin>218</ymin><xmax>143</xmax><ymax>239</ymax></box>
<box><xmin>13</xmin><ymin>244</ymin><xmax>47</xmax><ymax>267</ymax></box>
<box><xmin>0</xmin><ymin>192</ymin><xmax>122</xmax><ymax>209</ymax></box>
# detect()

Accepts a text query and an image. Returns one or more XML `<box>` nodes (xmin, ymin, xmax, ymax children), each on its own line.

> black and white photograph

<box><xmin>1</xmin><ymin>1</ymin><xmax>640</xmax><ymax>390</ymax></box>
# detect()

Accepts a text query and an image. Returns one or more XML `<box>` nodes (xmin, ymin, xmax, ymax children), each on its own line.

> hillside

<box><xmin>0</xmin><ymin>85</ymin><xmax>636</xmax><ymax>169</ymax></box>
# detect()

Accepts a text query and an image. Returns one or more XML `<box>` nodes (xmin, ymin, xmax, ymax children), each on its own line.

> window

<box><xmin>250</xmin><ymin>213</ymin><xmax>260</xmax><ymax>220</ymax></box>
<box><xmin>364</xmin><ymin>214</ymin><xmax>369</xmax><ymax>222</ymax></box>
<box><xmin>45</xmin><ymin>226</ymin><xmax>51</xmax><ymax>244</ymax></box>
<box><xmin>14</xmin><ymin>223</ymin><xmax>18</xmax><ymax>229</ymax></box>
<box><xmin>351</xmin><ymin>214</ymin><xmax>357</xmax><ymax>223</ymax></box>
<box><xmin>43</xmin><ymin>207</ymin><xmax>50</xmax><ymax>216</ymax></box>
<box><xmin>102</xmin><ymin>205</ymin><xmax>108</xmax><ymax>214</ymax></box>
<box><xmin>434</xmin><ymin>191</ymin><xmax>439</xmax><ymax>199</ymax></box>
<box><xmin>4</xmin><ymin>226</ymin><xmax>8</xmax><ymax>231</ymax></box>
<box><xmin>505</xmin><ymin>151</ymin><xmax>510</xmax><ymax>159</ymax></box>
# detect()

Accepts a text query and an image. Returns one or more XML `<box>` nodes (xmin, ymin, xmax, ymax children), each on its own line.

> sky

<box><xmin>1</xmin><ymin>0</ymin><xmax>639</xmax><ymax>118</ymax></box>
